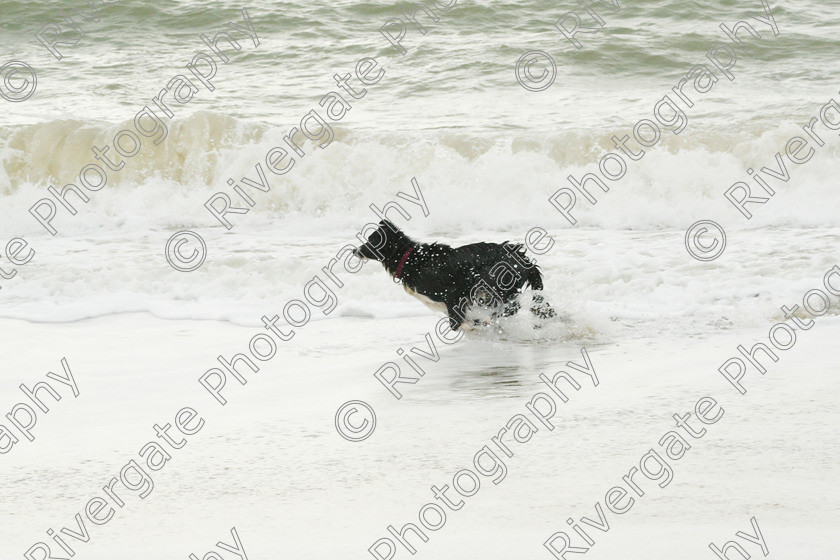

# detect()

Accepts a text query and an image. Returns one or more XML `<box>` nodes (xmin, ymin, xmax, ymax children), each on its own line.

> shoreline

<box><xmin>0</xmin><ymin>313</ymin><xmax>836</xmax><ymax>558</ymax></box>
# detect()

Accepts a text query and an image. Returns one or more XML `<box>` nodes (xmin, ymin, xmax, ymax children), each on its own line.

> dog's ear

<box><xmin>379</xmin><ymin>219</ymin><xmax>400</xmax><ymax>233</ymax></box>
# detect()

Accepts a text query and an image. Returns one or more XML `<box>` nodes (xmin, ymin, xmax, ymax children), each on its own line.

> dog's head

<box><xmin>353</xmin><ymin>220</ymin><xmax>403</xmax><ymax>262</ymax></box>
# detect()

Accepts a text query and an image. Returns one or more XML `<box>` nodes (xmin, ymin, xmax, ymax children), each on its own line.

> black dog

<box><xmin>353</xmin><ymin>220</ymin><xmax>555</xmax><ymax>330</ymax></box>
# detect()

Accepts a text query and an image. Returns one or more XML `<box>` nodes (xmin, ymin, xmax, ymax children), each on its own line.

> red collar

<box><xmin>394</xmin><ymin>247</ymin><xmax>415</xmax><ymax>280</ymax></box>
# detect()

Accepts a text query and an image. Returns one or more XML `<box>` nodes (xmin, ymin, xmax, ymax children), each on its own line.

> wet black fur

<box><xmin>353</xmin><ymin>220</ymin><xmax>556</xmax><ymax>330</ymax></box>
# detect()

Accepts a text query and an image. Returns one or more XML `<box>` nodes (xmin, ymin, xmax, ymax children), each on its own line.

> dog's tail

<box><xmin>526</xmin><ymin>264</ymin><xmax>544</xmax><ymax>291</ymax></box>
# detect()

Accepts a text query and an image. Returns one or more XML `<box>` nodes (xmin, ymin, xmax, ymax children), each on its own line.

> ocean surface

<box><xmin>1</xmin><ymin>3</ymin><xmax>839</xmax><ymax>558</ymax></box>
<box><xmin>2</xmin><ymin>0</ymin><xmax>839</xmax><ymax>337</ymax></box>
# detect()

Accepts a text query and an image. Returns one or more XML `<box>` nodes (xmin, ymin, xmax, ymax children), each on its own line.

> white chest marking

<box><xmin>403</xmin><ymin>285</ymin><xmax>448</xmax><ymax>314</ymax></box>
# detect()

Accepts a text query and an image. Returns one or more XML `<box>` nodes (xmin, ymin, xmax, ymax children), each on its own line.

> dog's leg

<box><xmin>446</xmin><ymin>297</ymin><xmax>471</xmax><ymax>331</ymax></box>
<box><xmin>525</xmin><ymin>266</ymin><xmax>557</xmax><ymax>321</ymax></box>
<box><xmin>530</xmin><ymin>293</ymin><xmax>557</xmax><ymax>319</ymax></box>
<box><xmin>502</xmin><ymin>299</ymin><xmax>521</xmax><ymax>317</ymax></box>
